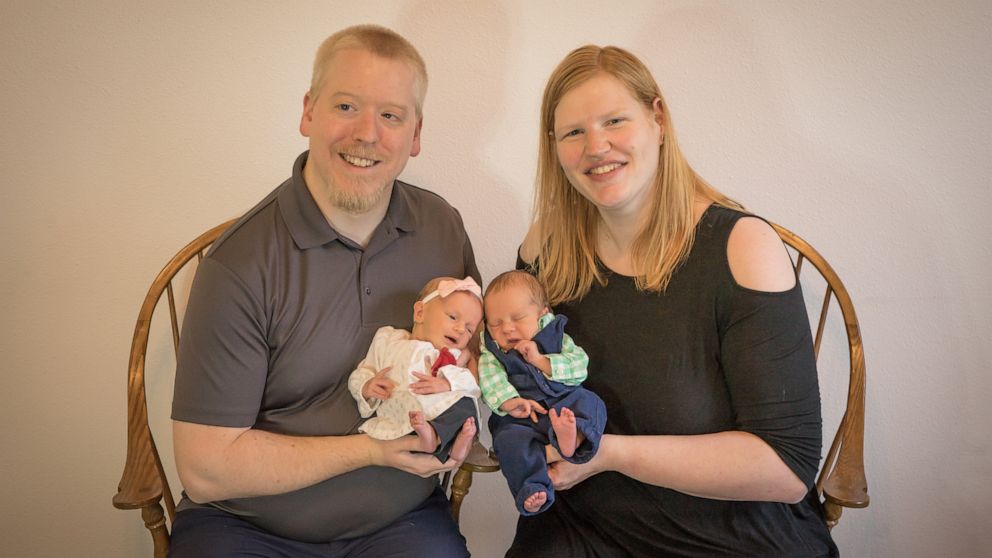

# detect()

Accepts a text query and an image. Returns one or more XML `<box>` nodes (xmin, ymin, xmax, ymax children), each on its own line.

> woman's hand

<box><xmin>548</xmin><ymin>435</ymin><xmax>612</xmax><ymax>490</ymax></box>
<box><xmin>409</xmin><ymin>371</ymin><xmax>451</xmax><ymax>394</ymax></box>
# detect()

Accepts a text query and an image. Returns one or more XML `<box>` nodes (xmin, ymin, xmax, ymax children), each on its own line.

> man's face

<box><xmin>300</xmin><ymin>48</ymin><xmax>423</xmax><ymax>214</ymax></box>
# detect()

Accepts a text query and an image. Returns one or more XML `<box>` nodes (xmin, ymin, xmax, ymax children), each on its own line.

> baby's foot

<box><xmin>549</xmin><ymin>407</ymin><xmax>578</xmax><ymax>458</ymax></box>
<box><xmin>523</xmin><ymin>491</ymin><xmax>548</xmax><ymax>514</ymax></box>
<box><xmin>448</xmin><ymin>417</ymin><xmax>476</xmax><ymax>463</ymax></box>
<box><xmin>409</xmin><ymin>410</ymin><xmax>439</xmax><ymax>453</ymax></box>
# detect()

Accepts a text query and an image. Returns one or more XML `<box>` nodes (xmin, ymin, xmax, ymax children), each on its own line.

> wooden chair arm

<box><xmin>822</xmin><ymin>458</ymin><xmax>869</xmax><ymax>509</ymax></box>
<box><xmin>462</xmin><ymin>439</ymin><xmax>500</xmax><ymax>473</ymax></box>
<box><xmin>113</xmin><ymin>426</ymin><xmax>163</xmax><ymax>510</ymax></box>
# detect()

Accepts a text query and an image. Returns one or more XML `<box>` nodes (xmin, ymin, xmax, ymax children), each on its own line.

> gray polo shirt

<box><xmin>172</xmin><ymin>151</ymin><xmax>480</xmax><ymax>542</ymax></box>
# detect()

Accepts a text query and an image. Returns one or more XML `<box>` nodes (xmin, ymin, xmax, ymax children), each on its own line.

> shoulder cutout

<box><xmin>726</xmin><ymin>217</ymin><xmax>796</xmax><ymax>292</ymax></box>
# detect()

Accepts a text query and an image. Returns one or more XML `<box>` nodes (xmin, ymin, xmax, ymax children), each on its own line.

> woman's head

<box><xmin>412</xmin><ymin>277</ymin><xmax>483</xmax><ymax>351</ymax></box>
<box><xmin>532</xmin><ymin>45</ymin><xmax>740</xmax><ymax>304</ymax></box>
<box><xmin>536</xmin><ymin>45</ymin><xmax>689</xmax><ymax>227</ymax></box>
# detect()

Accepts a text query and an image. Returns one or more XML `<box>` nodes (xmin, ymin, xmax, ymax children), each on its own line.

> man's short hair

<box><xmin>309</xmin><ymin>24</ymin><xmax>428</xmax><ymax>116</ymax></box>
<box><xmin>484</xmin><ymin>270</ymin><xmax>550</xmax><ymax>309</ymax></box>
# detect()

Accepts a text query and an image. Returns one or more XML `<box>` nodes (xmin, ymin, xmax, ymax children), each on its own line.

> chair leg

<box><xmin>142</xmin><ymin>503</ymin><xmax>170</xmax><ymax>558</ymax></box>
<box><xmin>823</xmin><ymin>501</ymin><xmax>843</xmax><ymax>531</ymax></box>
<box><xmin>449</xmin><ymin>467</ymin><xmax>474</xmax><ymax>524</ymax></box>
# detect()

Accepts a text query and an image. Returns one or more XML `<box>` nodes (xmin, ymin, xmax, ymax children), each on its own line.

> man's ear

<box><xmin>413</xmin><ymin>300</ymin><xmax>425</xmax><ymax>323</ymax></box>
<box><xmin>409</xmin><ymin>117</ymin><xmax>423</xmax><ymax>157</ymax></box>
<box><xmin>300</xmin><ymin>92</ymin><xmax>315</xmax><ymax>137</ymax></box>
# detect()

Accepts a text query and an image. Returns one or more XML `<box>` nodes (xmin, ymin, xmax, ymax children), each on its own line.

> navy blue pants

<box><xmin>430</xmin><ymin>397</ymin><xmax>477</xmax><ymax>462</ymax></box>
<box><xmin>168</xmin><ymin>488</ymin><xmax>467</xmax><ymax>558</ymax></box>
<box><xmin>489</xmin><ymin>386</ymin><xmax>606</xmax><ymax>515</ymax></box>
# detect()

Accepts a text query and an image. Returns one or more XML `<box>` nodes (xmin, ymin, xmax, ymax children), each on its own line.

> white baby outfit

<box><xmin>348</xmin><ymin>326</ymin><xmax>481</xmax><ymax>440</ymax></box>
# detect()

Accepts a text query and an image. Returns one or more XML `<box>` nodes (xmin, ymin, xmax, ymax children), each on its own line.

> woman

<box><xmin>509</xmin><ymin>45</ymin><xmax>838</xmax><ymax>557</ymax></box>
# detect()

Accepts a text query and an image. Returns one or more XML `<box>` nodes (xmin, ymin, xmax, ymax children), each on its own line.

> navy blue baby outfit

<box><xmin>485</xmin><ymin>314</ymin><xmax>607</xmax><ymax>515</ymax></box>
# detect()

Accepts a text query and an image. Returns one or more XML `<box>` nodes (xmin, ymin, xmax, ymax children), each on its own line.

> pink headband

<box><xmin>421</xmin><ymin>277</ymin><xmax>482</xmax><ymax>304</ymax></box>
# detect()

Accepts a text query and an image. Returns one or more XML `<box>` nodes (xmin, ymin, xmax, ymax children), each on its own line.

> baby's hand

<box><xmin>410</xmin><ymin>371</ymin><xmax>451</xmax><ymax>395</ymax></box>
<box><xmin>362</xmin><ymin>367</ymin><xmax>395</xmax><ymax>400</ymax></box>
<box><xmin>455</xmin><ymin>348</ymin><xmax>472</xmax><ymax>368</ymax></box>
<box><xmin>514</xmin><ymin>340</ymin><xmax>551</xmax><ymax>375</ymax></box>
<box><xmin>500</xmin><ymin>397</ymin><xmax>548</xmax><ymax>423</ymax></box>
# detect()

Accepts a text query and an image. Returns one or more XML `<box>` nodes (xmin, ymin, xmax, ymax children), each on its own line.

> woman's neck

<box><xmin>595</xmin><ymin>198</ymin><xmax>712</xmax><ymax>276</ymax></box>
<box><xmin>595</xmin><ymin>208</ymin><xmax>644</xmax><ymax>275</ymax></box>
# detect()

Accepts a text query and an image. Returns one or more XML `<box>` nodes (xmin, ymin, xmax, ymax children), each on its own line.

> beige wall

<box><xmin>2</xmin><ymin>1</ymin><xmax>990</xmax><ymax>556</ymax></box>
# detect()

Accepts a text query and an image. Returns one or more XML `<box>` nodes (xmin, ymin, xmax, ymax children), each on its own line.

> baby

<box><xmin>479</xmin><ymin>270</ymin><xmax>607</xmax><ymax>515</ymax></box>
<box><xmin>348</xmin><ymin>276</ymin><xmax>483</xmax><ymax>463</ymax></box>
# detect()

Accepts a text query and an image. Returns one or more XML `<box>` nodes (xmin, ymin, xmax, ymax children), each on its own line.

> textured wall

<box><xmin>2</xmin><ymin>1</ymin><xmax>990</xmax><ymax>556</ymax></box>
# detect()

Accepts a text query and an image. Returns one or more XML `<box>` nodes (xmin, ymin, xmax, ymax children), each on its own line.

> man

<box><xmin>169</xmin><ymin>25</ymin><xmax>479</xmax><ymax>557</ymax></box>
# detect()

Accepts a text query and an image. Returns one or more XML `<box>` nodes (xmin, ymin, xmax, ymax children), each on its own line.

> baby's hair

<box><xmin>484</xmin><ymin>270</ymin><xmax>549</xmax><ymax>309</ymax></box>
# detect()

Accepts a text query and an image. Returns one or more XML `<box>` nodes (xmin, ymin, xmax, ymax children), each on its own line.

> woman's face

<box><xmin>552</xmin><ymin>73</ymin><xmax>663</xmax><ymax>217</ymax></box>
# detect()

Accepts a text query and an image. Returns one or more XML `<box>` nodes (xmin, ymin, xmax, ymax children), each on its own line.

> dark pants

<box><xmin>489</xmin><ymin>386</ymin><xmax>606</xmax><ymax>515</ymax></box>
<box><xmin>507</xmin><ymin>495</ymin><xmax>628</xmax><ymax>558</ymax></box>
<box><xmin>168</xmin><ymin>488</ymin><xmax>468</xmax><ymax>558</ymax></box>
<box><xmin>430</xmin><ymin>396</ymin><xmax>477</xmax><ymax>462</ymax></box>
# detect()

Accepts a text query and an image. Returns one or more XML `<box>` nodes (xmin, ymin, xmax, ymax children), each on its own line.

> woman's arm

<box><xmin>550</xmin><ymin>432</ymin><xmax>807</xmax><ymax>503</ymax></box>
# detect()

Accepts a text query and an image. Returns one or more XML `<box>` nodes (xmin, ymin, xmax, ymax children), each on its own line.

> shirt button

<box><xmin>365</xmin><ymin>287</ymin><xmax>372</xmax><ymax>295</ymax></box>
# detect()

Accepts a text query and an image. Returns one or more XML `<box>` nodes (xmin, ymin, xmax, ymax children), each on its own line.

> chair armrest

<box><xmin>461</xmin><ymin>439</ymin><xmax>500</xmax><ymax>473</ymax></box>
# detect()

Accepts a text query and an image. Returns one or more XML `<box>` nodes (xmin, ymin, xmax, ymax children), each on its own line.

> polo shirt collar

<box><xmin>279</xmin><ymin>151</ymin><xmax>417</xmax><ymax>250</ymax></box>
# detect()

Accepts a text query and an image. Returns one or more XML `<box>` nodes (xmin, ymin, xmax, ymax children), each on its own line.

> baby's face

<box><xmin>484</xmin><ymin>286</ymin><xmax>548</xmax><ymax>352</ymax></box>
<box><xmin>415</xmin><ymin>291</ymin><xmax>483</xmax><ymax>351</ymax></box>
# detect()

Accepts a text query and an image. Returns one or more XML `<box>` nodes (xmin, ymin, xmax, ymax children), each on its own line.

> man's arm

<box><xmin>174</xmin><ymin>421</ymin><xmax>462</xmax><ymax>503</ymax></box>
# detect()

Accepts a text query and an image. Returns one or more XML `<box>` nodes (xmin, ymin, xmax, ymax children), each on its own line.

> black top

<box><xmin>517</xmin><ymin>205</ymin><xmax>837</xmax><ymax>557</ymax></box>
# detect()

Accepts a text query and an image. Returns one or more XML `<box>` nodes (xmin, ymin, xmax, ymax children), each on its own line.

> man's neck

<box><xmin>322</xmin><ymin>198</ymin><xmax>390</xmax><ymax>248</ymax></box>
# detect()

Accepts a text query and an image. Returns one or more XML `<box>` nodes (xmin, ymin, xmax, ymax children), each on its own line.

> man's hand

<box><xmin>409</xmin><ymin>371</ymin><xmax>451</xmax><ymax>394</ymax></box>
<box><xmin>499</xmin><ymin>397</ymin><xmax>547</xmax><ymax>423</ymax></box>
<box><xmin>372</xmin><ymin>417</ymin><xmax>477</xmax><ymax>477</ymax></box>
<box><xmin>362</xmin><ymin>367</ymin><xmax>395</xmax><ymax>400</ymax></box>
<box><xmin>514</xmin><ymin>340</ymin><xmax>551</xmax><ymax>375</ymax></box>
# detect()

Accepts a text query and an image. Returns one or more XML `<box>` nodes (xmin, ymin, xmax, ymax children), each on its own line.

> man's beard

<box><xmin>329</xmin><ymin>177</ymin><xmax>392</xmax><ymax>214</ymax></box>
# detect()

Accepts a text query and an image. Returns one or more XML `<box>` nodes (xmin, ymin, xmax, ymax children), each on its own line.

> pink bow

<box><xmin>421</xmin><ymin>277</ymin><xmax>482</xmax><ymax>303</ymax></box>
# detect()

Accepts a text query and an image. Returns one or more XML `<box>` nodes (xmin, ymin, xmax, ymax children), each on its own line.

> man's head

<box><xmin>300</xmin><ymin>25</ymin><xmax>428</xmax><ymax>215</ymax></box>
<box><xmin>309</xmin><ymin>25</ymin><xmax>428</xmax><ymax>116</ymax></box>
<box><xmin>483</xmin><ymin>271</ymin><xmax>551</xmax><ymax>352</ymax></box>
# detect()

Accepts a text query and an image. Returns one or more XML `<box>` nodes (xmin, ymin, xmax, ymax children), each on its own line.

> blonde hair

<box><xmin>531</xmin><ymin>45</ymin><xmax>743</xmax><ymax>305</ymax></box>
<box><xmin>309</xmin><ymin>24</ymin><xmax>428</xmax><ymax>116</ymax></box>
<box><xmin>484</xmin><ymin>270</ymin><xmax>549</xmax><ymax>309</ymax></box>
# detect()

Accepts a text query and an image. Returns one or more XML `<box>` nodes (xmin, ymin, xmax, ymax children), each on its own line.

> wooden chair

<box><xmin>113</xmin><ymin>220</ymin><xmax>497</xmax><ymax>556</ymax></box>
<box><xmin>771</xmin><ymin>223</ymin><xmax>869</xmax><ymax>530</ymax></box>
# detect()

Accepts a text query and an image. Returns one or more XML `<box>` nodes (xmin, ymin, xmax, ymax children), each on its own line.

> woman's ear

<box><xmin>652</xmin><ymin>97</ymin><xmax>665</xmax><ymax>139</ymax></box>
